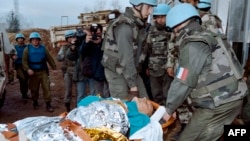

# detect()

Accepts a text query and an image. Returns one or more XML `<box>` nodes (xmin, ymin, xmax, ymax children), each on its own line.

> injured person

<box><xmin>0</xmin><ymin>95</ymin><xmax>168</xmax><ymax>141</ymax></box>
<box><xmin>75</xmin><ymin>95</ymin><xmax>166</xmax><ymax>141</ymax></box>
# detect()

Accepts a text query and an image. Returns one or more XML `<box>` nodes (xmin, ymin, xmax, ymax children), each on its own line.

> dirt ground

<box><xmin>0</xmin><ymin>28</ymin><xmax>77</xmax><ymax>123</ymax></box>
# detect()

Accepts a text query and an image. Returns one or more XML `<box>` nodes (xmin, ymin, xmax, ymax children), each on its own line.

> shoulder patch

<box><xmin>176</xmin><ymin>66</ymin><xmax>189</xmax><ymax>81</ymax></box>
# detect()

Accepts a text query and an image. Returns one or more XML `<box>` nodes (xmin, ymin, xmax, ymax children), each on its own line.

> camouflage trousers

<box><xmin>29</xmin><ymin>70</ymin><xmax>51</xmax><ymax>102</ymax></box>
<box><xmin>149</xmin><ymin>73</ymin><xmax>173</xmax><ymax>105</ymax></box>
<box><xmin>177</xmin><ymin>99</ymin><xmax>243</xmax><ymax>141</ymax></box>
<box><xmin>63</xmin><ymin>72</ymin><xmax>75</xmax><ymax>103</ymax></box>
<box><xmin>104</xmin><ymin>68</ymin><xmax>148</xmax><ymax>99</ymax></box>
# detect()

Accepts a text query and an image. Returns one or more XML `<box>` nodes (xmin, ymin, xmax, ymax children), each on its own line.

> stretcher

<box><xmin>0</xmin><ymin>100</ymin><xmax>175</xmax><ymax>141</ymax></box>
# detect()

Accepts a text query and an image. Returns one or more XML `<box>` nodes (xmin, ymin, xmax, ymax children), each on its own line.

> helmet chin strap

<box><xmin>133</xmin><ymin>4</ymin><xmax>145</xmax><ymax>21</ymax></box>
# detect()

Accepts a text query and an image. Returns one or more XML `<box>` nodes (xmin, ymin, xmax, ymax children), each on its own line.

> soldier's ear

<box><xmin>165</xmin><ymin>26</ymin><xmax>172</xmax><ymax>32</ymax></box>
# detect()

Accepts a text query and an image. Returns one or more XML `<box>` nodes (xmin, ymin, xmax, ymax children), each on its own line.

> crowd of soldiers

<box><xmin>9</xmin><ymin>0</ymin><xmax>250</xmax><ymax>140</ymax></box>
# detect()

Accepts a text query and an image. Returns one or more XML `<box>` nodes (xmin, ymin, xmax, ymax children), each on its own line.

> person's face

<box><xmin>180</xmin><ymin>0</ymin><xmax>199</xmax><ymax>7</ymax></box>
<box><xmin>132</xmin><ymin>97</ymin><xmax>153</xmax><ymax>116</ymax></box>
<box><xmin>154</xmin><ymin>15</ymin><xmax>166</xmax><ymax>26</ymax></box>
<box><xmin>92</xmin><ymin>28</ymin><xmax>102</xmax><ymax>43</ymax></box>
<box><xmin>31</xmin><ymin>38</ymin><xmax>40</xmax><ymax>47</ymax></box>
<box><xmin>16</xmin><ymin>38</ymin><xmax>25</xmax><ymax>45</ymax></box>
<box><xmin>172</xmin><ymin>20</ymin><xmax>190</xmax><ymax>37</ymax></box>
<box><xmin>67</xmin><ymin>36</ymin><xmax>76</xmax><ymax>43</ymax></box>
<box><xmin>95</xmin><ymin>28</ymin><xmax>102</xmax><ymax>37</ymax></box>
<box><xmin>139</xmin><ymin>4</ymin><xmax>154</xmax><ymax>19</ymax></box>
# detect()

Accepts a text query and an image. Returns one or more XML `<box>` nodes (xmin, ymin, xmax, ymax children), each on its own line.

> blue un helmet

<box><xmin>65</xmin><ymin>30</ymin><xmax>75</xmax><ymax>40</ymax></box>
<box><xmin>166</xmin><ymin>3</ymin><xmax>200</xmax><ymax>29</ymax></box>
<box><xmin>197</xmin><ymin>0</ymin><xmax>211</xmax><ymax>9</ymax></box>
<box><xmin>153</xmin><ymin>4</ymin><xmax>171</xmax><ymax>16</ymax></box>
<box><xmin>15</xmin><ymin>33</ymin><xmax>25</xmax><ymax>41</ymax></box>
<box><xmin>129</xmin><ymin>0</ymin><xmax>157</xmax><ymax>6</ymax></box>
<box><xmin>29</xmin><ymin>32</ymin><xmax>41</xmax><ymax>41</ymax></box>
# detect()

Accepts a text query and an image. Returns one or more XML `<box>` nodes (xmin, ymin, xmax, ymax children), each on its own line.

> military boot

<box><xmin>33</xmin><ymin>100</ymin><xmax>39</xmax><ymax>110</ymax></box>
<box><xmin>65</xmin><ymin>103</ymin><xmax>71</xmax><ymax>112</ymax></box>
<box><xmin>22</xmin><ymin>93</ymin><xmax>29</xmax><ymax>100</ymax></box>
<box><xmin>46</xmin><ymin>102</ymin><xmax>54</xmax><ymax>112</ymax></box>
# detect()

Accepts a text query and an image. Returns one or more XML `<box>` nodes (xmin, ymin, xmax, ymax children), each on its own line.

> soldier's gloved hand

<box><xmin>127</xmin><ymin>90</ymin><xmax>139</xmax><ymax>101</ymax></box>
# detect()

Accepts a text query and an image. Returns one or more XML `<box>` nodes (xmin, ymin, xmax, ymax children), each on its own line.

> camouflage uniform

<box><xmin>102</xmin><ymin>7</ymin><xmax>148</xmax><ymax>99</ymax></box>
<box><xmin>166</xmin><ymin>21</ymin><xmax>247</xmax><ymax>141</ymax></box>
<box><xmin>166</xmin><ymin>33</ymin><xmax>178</xmax><ymax>70</ymax></box>
<box><xmin>199</xmin><ymin>10</ymin><xmax>223</xmax><ymax>34</ymax></box>
<box><xmin>57</xmin><ymin>44</ymin><xmax>76</xmax><ymax>106</ymax></box>
<box><xmin>166</xmin><ymin>33</ymin><xmax>193</xmax><ymax>125</ymax></box>
<box><xmin>147</xmin><ymin>24</ymin><xmax>173</xmax><ymax>105</ymax></box>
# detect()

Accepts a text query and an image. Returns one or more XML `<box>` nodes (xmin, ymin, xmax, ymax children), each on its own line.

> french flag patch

<box><xmin>176</xmin><ymin>66</ymin><xmax>189</xmax><ymax>81</ymax></box>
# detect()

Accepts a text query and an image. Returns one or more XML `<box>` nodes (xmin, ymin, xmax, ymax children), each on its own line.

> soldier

<box><xmin>13</xmin><ymin>33</ymin><xmax>29</xmax><ymax>100</ymax></box>
<box><xmin>163</xmin><ymin>4</ymin><xmax>247</xmax><ymax>141</ymax></box>
<box><xmin>146</xmin><ymin>4</ymin><xmax>172</xmax><ymax>105</ymax></box>
<box><xmin>57</xmin><ymin>30</ymin><xmax>76</xmax><ymax>112</ymax></box>
<box><xmin>101</xmin><ymin>0</ymin><xmax>157</xmax><ymax>100</ymax></box>
<box><xmin>197</xmin><ymin>0</ymin><xmax>223</xmax><ymax>34</ymax></box>
<box><xmin>22</xmin><ymin>32</ymin><xmax>56</xmax><ymax>112</ymax></box>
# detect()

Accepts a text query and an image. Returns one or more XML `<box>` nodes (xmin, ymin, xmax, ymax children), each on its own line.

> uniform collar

<box><xmin>124</xmin><ymin>7</ymin><xmax>145</xmax><ymax>28</ymax></box>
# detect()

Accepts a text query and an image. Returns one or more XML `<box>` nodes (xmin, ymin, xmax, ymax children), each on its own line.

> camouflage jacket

<box><xmin>199</xmin><ymin>10</ymin><xmax>223</xmax><ymax>34</ymax></box>
<box><xmin>101</xmin><ymin>7</ymin><xmax>147</xmax><ymax>88</ymax></box>
<box><xmin>57</xmin><ymin>43</ymin><xmax>75</xmax><ymax>75</ymax></box>
<box><xmin>166</xmin><ymin>33</ymin><xmax>179</xmax><ymax>70</ymax></box>
<box><xmin>166</xmin><ymin>21</ymin><xmax>247</xmax><ymax>114</ymax></box>
<box><xmin>147</xmin><ymin>24</ymin><xmax>171</xmax><ymax>77</ymax></box>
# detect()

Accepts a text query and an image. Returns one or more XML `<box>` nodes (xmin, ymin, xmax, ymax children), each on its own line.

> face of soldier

<box><xmin>31</xmin><ymin>38</ymin><xmax>40</xmax><ymax>47</ymax></box>
<box><xmin>17</xmin><ymin>38</ymin><xmax>25</xmax><ymax>45</ymax></box>
<box><xmin>67</xmin><ymin>36</ymin><xmax>76</xmax><ymax>43</ymax></box>
<box><xmin>154</xmin><ymin>15</ymin><xmax>166</xmax><ymax>26</ymax></box>
<box><xmin>132</xmin><ymin>97</ymin><xmax>153</xmax><ymax>116</ymax></box>
<box><xmin>180</xmin><ymin>0</ymin><xmax>199</xmax><ymax>7</ymax></box>
<box><xmin>173</xmin><ymin>20</ymin><xmax>191</xmax><ymax>37</ymax></box>
<box><xmin>135</xmin><ymin>4</ymin><xmax>153</xmax><ymax>19</ymax></box>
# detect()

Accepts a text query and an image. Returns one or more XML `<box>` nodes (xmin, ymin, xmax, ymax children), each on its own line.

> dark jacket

<box><xmin>81</xmin><ymin>40</ymin><xmax>106</xmax><ymax>81</ymax></box>
<box><xmin>67</xmin><ymin>40</ymin><xmax>106</xmax><ymax>81</ymax></box>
